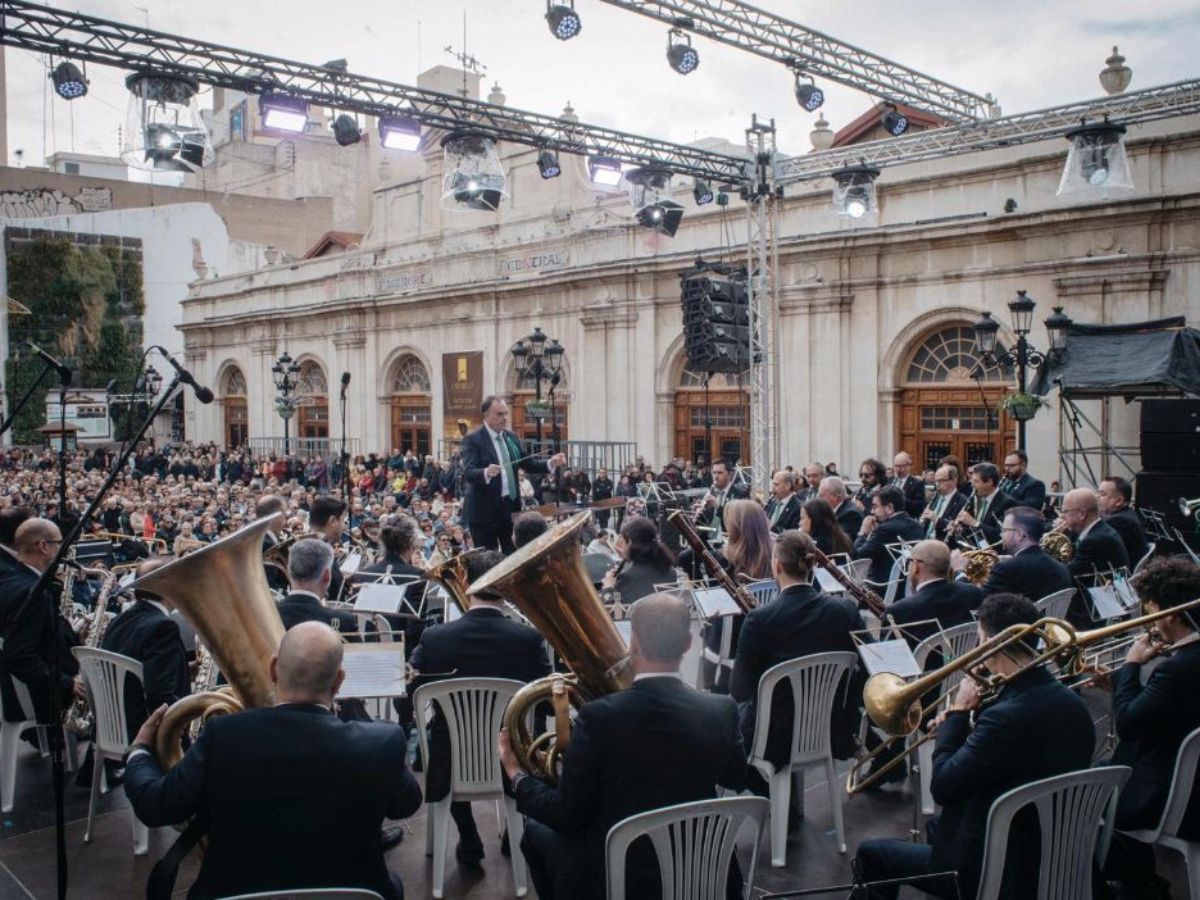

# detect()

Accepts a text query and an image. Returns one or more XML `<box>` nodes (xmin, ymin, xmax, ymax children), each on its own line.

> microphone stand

<box><xmin>340</xmin><ymin>382</ymin><xmax>350</xmax><ymax>511</ymax></box>
<box><xmin>0</xmin><ymin>357</ymin><xmax>57</xmax><ymax>437</ymax></box>
<box><xmin>7</xmin><ymin>373</ymin><xmax>183</xmax><ymax>900</ymax></box>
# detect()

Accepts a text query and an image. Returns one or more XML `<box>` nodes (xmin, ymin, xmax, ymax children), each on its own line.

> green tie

<box><xmin>770</xmin><ymin>499</ymin><xmax>784</xmax><ymax>527</ymax></box>
<box><xmin>927</xmin><ymin>495</ymin><xmax>943</xmax><ymax>538</ymax></box>
<box><xmin>977</xmin><ymin>496</ymin><xmax>990</xmax><ymax>525</ymax></box>
<box><xmin>496</xmin><ymin>432</ymin><xmax>518</xmax><ymax>501</ymax></box>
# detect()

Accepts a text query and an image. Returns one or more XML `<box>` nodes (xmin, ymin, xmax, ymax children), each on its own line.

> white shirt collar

<box><xmin>289</xmin><ymin>589</ymin><xmax>324</xmax><ymax>603</ymax></box>
<box><xmin>1078</xmin><ymin>518</ymin><xmax>1100</xmax><ymax>542</ymax></box>
<box><xmin>914</xmin><ymin>576</ymin><xmax>946</xmax><ymax>593</ymax></box>
<box><xmin>633</xmin><ymin>671</ymin><xmax>682</xmax><ymax>682</ymax></box>
<box><xmin>140</xmin><ymin>597</ymin><xmax>170</xmax><ymax>617</ymax></box>
<box><xmin>486</xmin><ymin>426</ymin><xmax>503</xmax><ymax>441</ymax></box>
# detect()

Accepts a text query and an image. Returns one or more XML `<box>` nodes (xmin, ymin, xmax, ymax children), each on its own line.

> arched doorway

<box><xmin>221</xmin><ymin>366</ymin><xmax>249</xmax><ymax>448</ymax></box>
<box><xmin>511</xmin><ymin>368</ymin><xmax>569</xmax><ymax>446</ymax></box>
<box><xmin>897</xmin><ymin>324</ymin><xmax>1014</xmax><ymax>471</ymax></box>
<box><xmin>295</xmin><ymin>360</ymin><xmax>329</xmax><ymax>441</ymax></box>
<box><xmin>389</xmin><ymin>354</ymin><xmax>432</xmax><ymax>456</ymax></box>
<box><xmin>674</xmin><ymin>369</ymin><xmax>750</xmax><ymax>465</ymax></box>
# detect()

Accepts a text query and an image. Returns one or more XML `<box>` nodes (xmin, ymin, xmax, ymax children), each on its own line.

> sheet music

<box><xmin>340</xmin><ymin>552</ymin><xmax>363</xmax><ymax>576</ymax></box>
<box><xmin>856</xmin><ymin>638</ymin><xmax>922</xmax><ymax>679</ymax></box>
<box><xmin>814</xmin><ymin>566</ymin><xmax>843</xmax><ymax>594</ymax></box>
<box><xmin>337</xmin><ymin>643</ymin><xmax>407</xmax><ymax>698</ymax></box>
<box><xmin>614</xmin><ymin>619</ymin><xmax>633</xmax><ymax>648</ymax></box>
<box><xmin>1112</xmin><ymin>572</ymin><xmax>1140</xmax><ymax>610</ymax></box>
<box><xmin>354</xmin><ymin>582</ymin><xmax>406</xmax><ymax>614</ymax></box>
<box><xmin>445</xmin><ymin>602</ymin><xmax>463</xmax><ymax>623</ymax></box>
<box><xmin>1088</xmin><ymin>584</ymin><xmax>1126</xmax><ymax>620</ymax></box>
<box><xmin>690</xmin><ymin>586</ymin><xmax>743</xmax><ymax>618</ymax></box>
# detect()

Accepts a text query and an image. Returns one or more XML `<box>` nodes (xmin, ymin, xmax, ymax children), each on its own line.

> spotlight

<box><xmin>332</xmin><ymin>114</ymin><xmax>362</xmax><ymax>147</ymax></box>
<box><xmin>588</xmin><ymin>156</ymin><xmax>624</xmax><ymax>187</ymax></box>
<box><xmin>794</xmin><ymin>77</ymin><xmax>824</xmax><ymax>113</ymax></box>
<box><xmin>627</xmin><ymin>167</ymin><xmax>683</xmax><ymax>236</ymax></box>
<box><xmin>636</xmin><ymin>200</ymin><xmax>684</xmax><ymax>236</ymax></box>
<box><xmin>693</xmin><ymin>179</ymin><xmax>714</xmax><ymax>205</ymax></box>
<box><xmin>667</xmin><ymin>31</ymin><xmax>699</xmax><ymax>75</ymax></box>
<box><xmin>123</xmin><ymin>73</ymin><xmax>212</xmax><ymax>172</ymax></box>
<box><xmin>50</xmin><ymin>61</ymin><xmax>88</xmax><ymax>100</ymax></box>
<box><xmin>881</xmin><ymin>103</ymin><xmax>909</xmax><ymax>137</ymax></box>
<box><xmin>831</xmin><ymin>164</ymin><xmax>880</xmax><ymax>220</ymax></box>
<box><xmin>537</xmin><ymin>149</ymin><xmax>561</xmax><ymax>179</ymax></box>
<box><xmin>546</xmin><ymin>1</ymin><xmax>581</xmax><ymax>40</ymax></box>
<box><xmin>379</xmin><ymin>115</ymin><xmax>422</xmax><ymax>151</ymax></box>
<box><xmin>259</xmin><ymin>92</ymin><xmax>308</xmax><ymax>133</ymax></box>
<box><xmin>1057</xmin><ymin>120</ymin><xmax>1134</xmax><ymax>197</ymax></box>
<box><xmin>441</xmin><ymin>131</ymin><xmax>508</xmax><ymax>211</ymax></box>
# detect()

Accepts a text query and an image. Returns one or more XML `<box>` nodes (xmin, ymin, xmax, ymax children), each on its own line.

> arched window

<box><xmin>295</xmin><ymin>361</ymin><xmax>329</xmax><ymax>401</ymax></box>
<box><xmin>392</xmin><ymin>355</ymin><xmax>432</xmax><ymax>393</ymax></box>
<box><xmin>389</xmin><ymin>354</ymin><xmax>432</xmax><ymax>457</ymax></box>
<box><xmin>221</xmin><ymin>365</ymin><xmax>248</xmax><ymax>448</ymax></box>
<box><xmin>904</xmin><ymin>326</ymin><xmax>1008</xmax><ymax>384</ymax></box>
<box><xmin>295</xmin><ymin>360</ymin><xmax>329</xmax><ymax>442</ymax></box>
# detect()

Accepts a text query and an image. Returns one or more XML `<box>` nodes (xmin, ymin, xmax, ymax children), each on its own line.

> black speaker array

<box><xmin>680</xmin><ymin>265</ymin><xmax>751</xmax><ymax>375</ymax></box>
<box><xmin>1136</xmin><ymin>399</ymin><xmax>1200</xmax><ymax>531</ymax></box>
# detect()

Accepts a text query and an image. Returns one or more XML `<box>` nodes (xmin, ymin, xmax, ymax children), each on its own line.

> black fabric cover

<box><xmin>1031</xmin><ymin>317</ymin><xmax>1200</xmax><ymax>398</ymax></box>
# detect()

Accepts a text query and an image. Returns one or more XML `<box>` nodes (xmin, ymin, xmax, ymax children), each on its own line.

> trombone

<box><xmin>846</xmin><ymin>597</ymin><xmax>1200</xmax><ymax>795</ymax></box>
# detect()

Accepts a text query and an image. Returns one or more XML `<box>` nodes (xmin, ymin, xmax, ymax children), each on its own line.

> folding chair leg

<box><xmin>825</xmin><ymin>757</ymin><xmax>846</xmax><ymax>854</ymax></box>
<box><xmin>1184</xmin><ymin>844</ymin><xmax>1199</xmax><ymax>900</ymax></box>
<box><xmin>768</xmin><ymin>768</ymin><xmax>793</xmax><ymax>867</ymax></box>
<box><xmin>918</xmin><ymin>739</ymin><xmax>935</xmax><ymax>816</ymax></box>
<box><xmin>503</xmin><ymin>796</ymin><xmax>529</xmax><ymax>898</ymax></box>
<box><xmin>131</xmin><ymin>809</ymin><xmax>149</xmax><ymax>856</ymax></box>
<box><xmin>62</xmin><ymin>729</ymin><xmax>78</xmax><ymax>773</ymax></box>
<box><xmin>0</xmin><ymin>722</ymin><xmax>21</xmax><ymax>813</ymax></box>
<box><xmin>430</xmin><ymin>798</ymin><xmax>452</xmax><ymax>899</ymax></box>
<box><xmin>792</xmin><ymin>768</ymin><xmax>805</xmax><ymax>820</ymax></box>
<box><xmin>84</xmin><ymin>752</ymin><xmax>103</xmax><ymax>843</ymax></box>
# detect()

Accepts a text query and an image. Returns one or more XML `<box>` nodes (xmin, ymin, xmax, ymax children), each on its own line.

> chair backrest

<box><xmin>605</xmin><ymin>796</ymin><xmax>769</xmax><ymax>900</ymax></box>
<box><xmin>843</xmin><ymin>558</ymin><xmax>873</xmax><ymax>584</ymax></box>
<box><xmin>72</xmin><ymin>647</ymin><xmax>144</xmax><ymax>756</ymax></box>
<box><xmin>370</xmin><ymin>614</ymin><xmax>396</xmax><ymax>643</ymax></box>
<box><xmin>412</xmin><ymin>677</ymin><xmax>523</xmax><ymax>799</ymax></box>
<box><xmin>750</xmin><ymin>652</ymin><xmax>858</xmax><ymax>766</ymax></box>
<box><xmin>1147</xmin><ymin>725</ymin><xmax>1200</xmax><ymax>841</ymax></box>
<box><xmin>975</xmin><ymin>765</ymin><xmax>1130</xmax><ymax>900</ymax></box>
<box><xmin>912</xmin><ymin>621</ymin><xmax>980</xmax><ymax>677</ymax></box>
<box><xmin>1133</xmin><ymin>542</ymin><xmax>1156</xmax><ymax>575</ymax></box>
<box><xmin>744</xmin><ymin>579</ymin><xmax>780</xmax><ymax>607</ymax></box>
<box><xmin>1035</xmin><ymin>588</ymin><xmax>1075</xmax><ymax>622</ymax></box>
<box><xmin>218</xmin><ymin>889</ymin><xmax>385</xmax><ymax>899</ymax></box>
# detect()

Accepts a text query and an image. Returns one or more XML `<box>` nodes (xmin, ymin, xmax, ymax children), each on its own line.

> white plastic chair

<box><xmin>1132</xmin><ymin>542</ymin><xmax>1156</xmax><ymax>575</ymax></box>
<box><xmin>843</xmin><ymin>558</ymin><xmax>873</xmax><ymax>584</ymax></box>
<box><xmin>218</xmin><ymin>890</ymin><xmax>385</xmax><ymax>899</ymax></box>
<box><xmin>866</xmin><ymin>557</ymin><xmax>907</xmax><ymax>608</ymax></box>
<box><xmin>910</xmin><ymin>622</ymin><xmax>980</xmax><ymax>815</ymax></box>
<box><xmin>604</xmin><ymin>796</ymin><xmax>769</xmax><ymax>900</ymax></box>
<box><xmin>0</xmin><ymin>673</ymin><xmax>80</xmax><ymax>813</ymax></box>
<box><xmin>743</xmin><ymin>579</ymin><xmax>780</xmax><ymax>607</ymax></box>
<box><xmin>413</xmin><ymin>678</ymin><xmax>527</xmax><ymax>899</ymax></box>
<box><xmin>1119</xmin><ymin>725</ymin><xmax>1200</xmax><ymax>897</ymax></box>
<box><xmin>975</xmin><ymin>766</ymin><xmax>1129</xmax><ymax>900</ymax></box>
<box><xmin>698</xmin><ymin>617</ymin><xmax>738</xmax><ymax>691</ymax></box>
<box><xmin>747</xmin><ymin>652</ymin><xmax>858</xmax><ymax>866</ymax></box>
<box><xmin>1035</xmin><ymin>588</ymin><xmax>1075</xmax><ymax>622</ymax></box>
<box><xmin>72</xmin><ymin>647</ymin><xmax>150</xmax><ymax>856</ymax></box>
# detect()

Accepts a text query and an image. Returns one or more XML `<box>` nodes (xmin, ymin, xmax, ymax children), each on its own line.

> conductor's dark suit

<box><xmin>765</xmin><ymin>494</ymin><xmax>802</xmax><ymax>533</ymax></box>
<box><xmin>0</xmin><ymin>564</ymin><xmax>79</xmax><ymax>723</ymax></box>
<box><xmin>514</xmin><ymin>676</ymin><xmax>747</xmax><ymax>900</ymax></box>
<box><xmin>857</xmin><ymin>666</ymin><xmax>1095</xmax><ymax>900</ymax></box>
<box><xmin>411</xmin><ymin>607</ymin><xmax>550</xmax><ymax>851</ymax></box>
<box><xmin>1068</xmin><ymin>519</ymin><xmax>1130</xmax><ymax>625</ymax></box>
<box><xmin>100</xmin><ymin>599</ymin><xmax>190</xmax><ymax>741</ymax></box>
<box><xmin>125</xmin><ymin>704</ymin><xmax>423</xmax><ymax>900</ymax></box>
<box><xmin>853</xmin><ymin>512</ymin><xmax>924</xmax><ymax>586</ymax></box>
<box><xmin>1104</xmin><ymin>507</ymin><xmax>1149</xmax><ymax>569</ymax></box>
<box><xmin>979</xmin><ymin>545</ymin><xmax>1073</xmax><ymax>602</ymax></box>
<box><xmin>887</xmin><ymin>578</ymin><xmax>982</xmax><ymax>647</ymax></box>
<box><xmin>461</xmin><ymin>425</ymin><xmax>551</xmax><ymax>553</ymax></box>
<box><xmin>730</xmin><ymin>584</ymin><xmax>863</xmax><ymax>767</ymax></box>
<box><xmin>894</xmin><ymin>475</ymin><xmax>928</xmax><ymax>518</ymax></box>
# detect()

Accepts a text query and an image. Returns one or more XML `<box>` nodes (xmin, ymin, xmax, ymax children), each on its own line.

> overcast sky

<box><xmin>4</xmin><ymin>0</ymin><xmax>1199</xmax><ymax>166</ymax></box>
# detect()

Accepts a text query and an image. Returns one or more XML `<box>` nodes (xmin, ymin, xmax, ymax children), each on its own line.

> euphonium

<box><xmin>469</xmin><ymin>511</ymin><xmax>632</xmax><ymax>781</ymax></box>
<box><xmin>425</xmin><ymin>548</ymin><xmax>485</xmax><ymax>614</ymax></box>
<box><xmin>130</xmin><ymin>516</ymin><xmax>285</xmax><ymax>769</ymax></box>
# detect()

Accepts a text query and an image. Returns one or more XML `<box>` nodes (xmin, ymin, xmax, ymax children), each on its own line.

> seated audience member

<box><xmin>513</xmin><ymin>511</ymin><xmax>550</xmax><ymax>549</ymax></box>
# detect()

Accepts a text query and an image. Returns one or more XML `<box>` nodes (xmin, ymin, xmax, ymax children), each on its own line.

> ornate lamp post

<box><xmin>972</xmin><ymin>290</ymin><xmax>1073</xmax><ymax>452</ymax></box>
<box><xmin>511</xmin><ymin>327</ymin><xmax>564</xmax><ymax>447</ymax></box>
<box><xmin>271</xmin><ymin>351</ymin><xmax>301</xmax><ymax>456</ymax></box>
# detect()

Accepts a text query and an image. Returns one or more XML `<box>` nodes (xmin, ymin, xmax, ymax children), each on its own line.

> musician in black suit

<box><xmin>853</xmin><ymin>486</ymin><xmax>925</xmax><ymax>586</ymax></box>
<box><xmin>500</xmin><ymin>593</ymin><xmax>747</xmax><ymax>900</ymax></box>
<box><xmin>855</xmin><ymin>593</ymin><xmax>1095</xmax><ymax>900</ymax></box>
<box><xmin>853</xmin><ymin>458</ymin><xmax>886</xmax><ymax>512</ymax></box>
<box><xmin>972</xmin><ymin>506</ymin><xmax>1073</xmax><ymax>601</ymax></box>
<box><xmin>919</xmin><ymin>465</ymin><xmax>968</xmax><ymax>544</ymax></box>
<box><xmin>764</xmin><ymin>469</ymin><xmax>802</xmax><ymax>533</ymax></box>
<box><xmin>125</xmin><ymin>622</ymin><xmax>423</xmax><ymax>900</ymax></box>
<box><xmin>600</xmin><ymin>516</ymin><xmax>678</xmax><ymax>605</ymax></box>
<box><xmin>891</xmin><ymin>451</ymin><xmax>928</xmax><ymax>518</ymax></box>
<box><xmin>1100</xmin><ymin>557</ymin><xmax>1200</xmax><ymax>897</ymax></box>
<box><xmin>731</xmin><ymin>531</ymin><xmax>863</xmax><ymax>774</ymax></box>
<box><xmin>461</xmin><ymin>396</ymin><xmax>564</xmax><ymax>553</ymax></box>
<box><xmin>99</xmin><ymin>557</ymin><xmax>190</xmax><ymax>742</ymax></box>
<box><xmin>1099</xmin><ymin>476</ymin><xmax>1149</xmax><ymax>567</ymax></box>
<box><xmin>411</xmin><ymin>549</ymin><xmax>551</xmax><ymax>867</ymax></box>
<box><xmin>0</xmin><ymin>518</ymin><xmax>83</xmax><ymax>724</ymax></box>
<box><xmin>256</xmin><ymin>494</ymin><xmax>290</xmax><ymax>593</ymax></box>
<box><xmin>1061</xmin><ymin>488</ymin><xmax>1130</xmax><ymax>625</ymax></box>
<box><xmin>888</xmin><ymin>540</ymin><xmax>982</xmax><ymax>646</ymax></box>
<box><xmin>277</xmin><ymin>538</ymin><xmax>360</xmax><ymax>636</ymax></box>
<box><xmin>695</xmin><ymin>459</ymin><xmax>749</xmax><ymax>535</ymax></box>
<box><xmin>309</xmin><ymin>496</ymin><xmax>349</xmax><ymax>603</ymax></box>
<box><xmin>818</xmin><ymin>476</ymin><xmax>864</xmax><ymax>542</ymax></box>
<box><xmin>951</xmin><ymin>462</ymin><xmax>1016</xmax><ymax>547</ymax></box>
<box><xmin>1001</xmin><ymin>450</ymin><xmax>1046</xmax><ymax>510</ymax></box>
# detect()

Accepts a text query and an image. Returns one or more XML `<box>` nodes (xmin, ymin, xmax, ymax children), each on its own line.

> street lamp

<box><xmin>142</xmin><ymin>366</ymin><xmax>163</xmax><ymax>402</ymax></box>
<box><xmin>271</xmin><ymin>351</ymin><xmax>301</xmax><ymax>456</ymax></box>
<box><xmin>972</xmin><ymin>290</ymin><xmax>1073</xmax><ymax>452</ymax></box>
<box><xmin>511</xmin><ymin>327</ymin><xmax>564</xmax><ymax>448</ymax></box>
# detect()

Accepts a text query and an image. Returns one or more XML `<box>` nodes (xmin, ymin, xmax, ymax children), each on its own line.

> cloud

<box><xmin>1080</xmin><ymin>9</ymin><xmax>1200</xmax><ymax>36</ymax></box>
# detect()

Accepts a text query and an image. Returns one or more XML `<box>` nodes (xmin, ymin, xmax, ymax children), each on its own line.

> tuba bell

<box><xmin>424</xmin><ymin>548</ymin><xmax>486</xmax><ymax>614</ymax></box>
<box><xmin>131</xmin><ymin>516</ymin><xmax>285</xmax><ymax>769</ymax></box>
<box><xmin>469</xmin><ymin>511</ymin><xmax>631</xmax><ymax>781</ymax></box>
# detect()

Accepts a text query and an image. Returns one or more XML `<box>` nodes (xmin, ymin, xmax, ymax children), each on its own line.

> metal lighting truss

<box><xmin>596</xmin><ymin>0</ymin><xmax>993</xmax><ymax>122</ymax></box>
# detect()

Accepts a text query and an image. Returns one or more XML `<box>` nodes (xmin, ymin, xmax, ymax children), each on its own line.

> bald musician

<box><xmin>125</xmin><ymin>622</ymin><xmax>422</xmax><ymax>900</ymax></box>
<box><xmin>1060</xmin><ymin>488</ymin><xmax>1129</xmax><ymax>626</ymax></box>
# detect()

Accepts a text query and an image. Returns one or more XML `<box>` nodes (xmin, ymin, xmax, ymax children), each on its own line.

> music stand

<box><xmin>761</xmin><ymin>868</ymin><xmax>961</xmax><ymax>899</ymax></box>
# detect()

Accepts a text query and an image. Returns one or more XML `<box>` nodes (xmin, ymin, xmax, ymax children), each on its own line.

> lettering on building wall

<box><xmin>497</xmin><ymin>250</ymin><xmax>568</xmax><ymax>276</ymax></box>
<box><xmin>379</xmin><ymin>268</ymin><xmax>433</xmax><ymax>293</ymax></box>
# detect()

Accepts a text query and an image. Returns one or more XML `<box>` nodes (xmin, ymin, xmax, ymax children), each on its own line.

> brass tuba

<box><xmin>424</xmin><ymin>548</ymin><xmax>486</xmax><ymax>614</ymax></box>
<box><xmin>131</xmin><ymin>516</ymin><xmax>285</xmax><ymax>769</ymax></box>
<box><xmin>469</xmin><ymin>511</ymin><xmax>631</xmax><ymax>781</ymax></box>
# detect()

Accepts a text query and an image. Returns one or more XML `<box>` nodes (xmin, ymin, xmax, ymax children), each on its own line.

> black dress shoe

<box><xmin>456</xmin><ymin>841</ymin><xmax>484</xmax><ymax>870</ymax></box>
<box><xmin>379</xmin><ymin>822</ymin><xmax>406</xmax><ymax>850</ymax></box>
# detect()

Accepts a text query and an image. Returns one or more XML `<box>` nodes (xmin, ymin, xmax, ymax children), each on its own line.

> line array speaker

<box><xmin>680</xmin><ymin>262</ymin><xmax>751</xmax><ymax>375</ymax></box>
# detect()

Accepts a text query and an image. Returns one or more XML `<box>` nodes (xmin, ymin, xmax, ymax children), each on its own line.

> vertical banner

<box><xmin>442</xmin><ymin>351</ymin><xmax>484</xmax><ymax>439</ymax></box>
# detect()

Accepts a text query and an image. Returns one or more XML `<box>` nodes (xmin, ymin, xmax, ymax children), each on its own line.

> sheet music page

<box><xmin>814</xmin><ymin>567</ymin><xmax>843</xmax><ymax>594</ymax></box>
<box><xmin>354</xmin><ymin>582</ymin><xmax>406</xmax><ymax>613</ymax></box>
<box><xmin>1088</xmin><ymin>584</ymin><xmax>1125</xmax><ymax>620</ymax></box>
<box><xmin>340</xmin><ymin>552</ymin><xmax>363</xmax><ymax>576</ymax></box>
<box><xmin>691</xmin><ymin>586</ymin><xmax>743</xmax><ymax>618</ymax></box>
<box><xmin>337</xmin><ymin>643</ymin><xmax>407</xmax><ymax>698</ymax></box>
<box><xmin>857</xmin><ymin>638</ymin><xmax>922</xmax><ymax>678</ymax></box>
<box><xmin>1112</xmin><ymin>573</ymin><xmax>1139</xmax><ymax>609</ymax></box>
<box><xmin>614</xmin><ymin>619</ymin><xmax>633</xmax><ymax>648</ymax></box>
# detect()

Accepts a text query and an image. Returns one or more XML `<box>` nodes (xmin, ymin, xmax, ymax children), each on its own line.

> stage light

<box><xmin>794</xmin><ymin>77</ymin><xmax>824</xmax><ymax>112</ymax></box>
<box><xmin>693</xmin><ymin>179</ymin><xmax>714</xmax><ymax>205</ymax></box>
<box><xmin>831</xmin><ymin>164</ymin><xmax>881</xmax><ymax>220</ymax></box>
<box><xmin>441</xmin><ymin>131</ymin><xmax>508</xmax><ymax>212</ymax></box>
<box><xmin>537</xmin><ymin>149</ymin><xmax>561</xmax><ymax>179</ymax></box>
<box><xmin>50</xmin><ymin>61</ymin><xmax>88</xmax><ymax>100</ymax></box>
<box><xmin>627</xmin><ymin>167</ymin><xmax>684</xmax><ymax>237</ymax></box>
<box><xmin>546</xmin><ymin>1</ymin><xmax>581</xmax><ymax>40</ymax></box>
<box><xmin>881</xmin><ymin>103</ymin><xmax>908</xmax><ymax>137</ymax></box>
<box><xmin>123</xmin><ymin>72</ymin><xmax>213</xmax><ymax>172</ymax></box>
<box><xmin>1057</xmin><ymin>120</ymin><xmax>1134</xmax><ymax>198</ymax></box>
<box><xmin>259</xmin><ymin>92</ymin><xmax>308</xmax><ymax>133</ymax></box>
<box><xmin>332</xmin><ymin>114</ymin><xmax>362</xmax><ymax>146</ymax></box>
<box><xmin>667</xmin><ymin>31</ymin><xmax>699</xmax><ymax>75</ymax></box>
<box><xmin>379</xmin><ymin>115</ymin><xmax>422</xmax><ymax>151</ymax></box>
<box><xmin>636</xmin><ymin>200</ymin><xmax>684</xmax><ymax>236</ymax></box>
<box><xmin>588</xmin><ymin>156</ymin><xmax>624</xmax><ymax>187</ymax></box>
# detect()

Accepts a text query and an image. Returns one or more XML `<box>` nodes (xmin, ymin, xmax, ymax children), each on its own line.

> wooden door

<box><xmin>899</xmin><ymin>386</ymin><xmax>1015</xmax><ymax>471</ymax></box>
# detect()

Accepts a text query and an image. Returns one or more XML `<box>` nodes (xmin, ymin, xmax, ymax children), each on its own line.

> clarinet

<box><xmin>808</xmin><ymin>544</ymin><xmax>886</xmax><ymax>617</ymax></box>
<box><xmin>667</xmin><ymin>509</ymin><xmax>756</xmax><ymax>614</ymax></box>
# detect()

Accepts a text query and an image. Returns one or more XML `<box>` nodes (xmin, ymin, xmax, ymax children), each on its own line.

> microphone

<box><xmin>340</xmin><ymin>371</ymin><xmax>351</xmax><ymax>399</ymax></box>
<box><xmin>20</xmin><ymin>340</ymin><xmax>71</xmax><ymax>384</ymax></box>
<box><xmin>153</xmin><ymin>346</ymin><xmax>214</xmax><ymax>404</ymax></box>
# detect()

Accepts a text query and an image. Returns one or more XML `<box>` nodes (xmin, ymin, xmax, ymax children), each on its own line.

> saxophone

<box><xmin>63</xmin><ymin>570</ymin><xmax>119</xmax><ymax>735</ymax></box>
